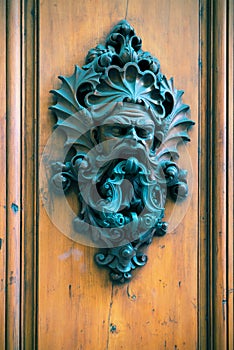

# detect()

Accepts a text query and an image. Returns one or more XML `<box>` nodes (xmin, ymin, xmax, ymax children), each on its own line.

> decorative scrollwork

<box><xmin>49</xmin><ymin>20</ymin><xmax>194</xmax><ymax>282</ymax></box>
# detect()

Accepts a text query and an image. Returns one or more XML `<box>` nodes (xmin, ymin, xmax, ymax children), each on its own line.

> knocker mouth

<box><xmin>96</xmin><ymin>157</ymin><xmax>147</xmax><ymax>215</ymax></box>
<box><xmin>97</xmin><ymin>156</ymin><xmax>148</xmax><ymax>180</ymax></box>
<box><xmin>94</xmin><ymin>140</ymin><xmax>157</xmax><ymax>175</ymax></box>
<box><xmin>118</xmin><ymin>144</ymin><xmax>148</xmax><ymax>160</ymax></box>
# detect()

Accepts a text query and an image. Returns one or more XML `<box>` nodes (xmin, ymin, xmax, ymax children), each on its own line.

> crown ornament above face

<box><xmin>83</xmin><ymin>20</ymin><xmax>160</xmax><ymax>74</ymax></box>
<box><xmin>50</xmin><ymin>20</ymin><xmax>193</xmax><ymax>151</ymax></box>
<box><xmin>49</xmin><ymin>20</ymin><xmax>195</xmax><ymax>283</ymax></box>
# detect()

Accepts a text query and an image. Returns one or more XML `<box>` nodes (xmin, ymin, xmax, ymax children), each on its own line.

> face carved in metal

<box><xmin>49</xmin><ymin>20</ymin><xmax>194</xmax><ymax>283</ymax></box>
<box><xmin>92</xmin><ymin>106</ymin><xmax>156</xmax><ymax>157</ymax></box>
<box><xmin>96</xmin><ymin>114</ymin><xmax>155</xmax><ymax>153</ymax></box>
<box><xmin>75</xmin><ymin>103</ymin><xmax>165</xmax><ymax>245</ymax></box>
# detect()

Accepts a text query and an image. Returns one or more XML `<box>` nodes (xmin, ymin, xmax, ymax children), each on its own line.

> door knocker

<box><xmin>49</xmin><ymin>20</ymin><xmax>194</xmax><ymax>283</ymax></box>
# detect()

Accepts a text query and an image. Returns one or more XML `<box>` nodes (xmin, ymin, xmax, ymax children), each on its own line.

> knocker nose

<box><xmin>126</xmin><ymin>127</ymin><xmax>139</xmax><ymax>141</ymax></box>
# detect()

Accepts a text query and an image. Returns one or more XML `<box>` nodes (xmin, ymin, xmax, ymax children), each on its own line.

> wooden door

<box><xmin>0</xmin><ymin>1</ymin><xmax>233</xmax><ymax>349</ymax></box>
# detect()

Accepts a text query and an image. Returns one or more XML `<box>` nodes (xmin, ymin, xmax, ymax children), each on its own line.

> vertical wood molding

<box><xmin>209</xmin><ymin>0</ymin><xmax>231</xmax><ymax>348</ymax></box>
<box><xmin>6</xmin><ymin>1</ymin><xmax>22</xmax><ymax>349</ymax></box>
<box><xmin>198</xmin><ymin>0</ymin><xmax>232</xmax><ymax>349</ymax></box>
<box><xmin>227</xmin><ymin>1</ymin><xmax>233</xmax><ymax>349</ymax></box>
<box><xmin>21</xmin><ymin>0</ymin><xmax>39</xmax><ymax>348</ymax></box>
<box><xmin>198</xmin><ymin>0</ymin><xmax>209</xmax><ymax>348</ymax></box>
<box><xmin>212</xmin><ymin>0</ymin><xmax>227</xmax><ymax>347</ymax></box>
<box><xmin>0</xmin><ymin>1</ymin><xmax>6</xmax><ymax>348</ymax></box>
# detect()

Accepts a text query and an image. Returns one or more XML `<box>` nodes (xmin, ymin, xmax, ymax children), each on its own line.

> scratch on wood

<box><xmin>0</xmin><ymin>278</ymin><xmax>4</xmax><ymax>292</ymax></box>
<box><xmin>199</xmin><ymin>5</ymin><xmax>204</xmax><ymax>18</ymax></box>
<box><xmin>9</xmin><ymin>271</ymin><xmax>16</xmax><ymax>285</ymax></box>
<box><xmin>69</xmin><ymin>284</ymin><xmax>72</xmax><ymax>298</ymax></box>
<box><xmin>169</xmin><ymin>315</ymin><xmax>178</xmax><ymax>324</ymax></box>
<box><xmin>126</xmin><ymin>285</ymin><xmax>136</xmax><ymax>300</ymax></box>
<box><xmin>199</xmin><ymin>57</ymin><xmax>202</xmax><ymax>70</ymax></box>
<box><xmin>106</xmin><ymin>284</ymin><xmax>114</xmax><ymax>350</ymax></box>
<box><xmin>125</xmin><ymin>0</ymin><xmax>129</xmax><ymax>19</ymax></box>
<box><xmin>59</xmin><ymin>248</ymin><xmax>83</xmax><ymax>261</ymax></box>
<box><xmin>222</xmin><ymin>299</ymin><xmax>226</xmax><ymax>321</ymax></box>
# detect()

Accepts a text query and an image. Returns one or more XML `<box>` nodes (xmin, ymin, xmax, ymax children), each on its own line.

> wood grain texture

<box><xmin>227</xmin><ymin>1</ymin><xmax>233</xmax><ymax>349</ymax></box>
<box><xmin>211</xmin><ymin>0</ymin><xmax>228</xmax><ymax>348</ymax></box>
<box><xmin>38</xmin><ymin>1</ymin><xmax>199</xmax><ymax>349</ymax></box>
<box><xmin>38</xmin><ymin>1</ymin><xmax>128</xmax><ymax>349</ymax></box>
<box><xmin>0</xmin><ymin>0</ymin><xmax>232</xmax><ymax>349</ymax></box>
<box><xmin>21</xmin><ymin>0</ymin><xmax>38</xmax><ymax>348</ymax></box>
<box><xmin>198</xmin><ymin>1</ymin><xmax>209</xmax><ymax>348</ymax></box>
<box><xmin>108</xmin><ymin>1</ymin><xmax>199</xmax><ymax>349</ymax></box>
<box><xmin>6</xmin><ymin>1</ymin><xmax>21</xmax><ymax>349</ymax></box>
<box><xmin>0</xmin><ymin>1</ymin><xmax>6</xmax><ymax>348</ymax></box>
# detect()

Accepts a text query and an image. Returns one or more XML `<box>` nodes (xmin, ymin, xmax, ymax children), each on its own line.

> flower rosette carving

<box><xmin>85</xmin><ymin>63</ymin><xmax>167</xmax><ymax>127</ymax></box>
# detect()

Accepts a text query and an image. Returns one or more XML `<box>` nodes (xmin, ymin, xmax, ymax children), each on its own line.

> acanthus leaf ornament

<box><xmin>49</xmin><ymin>20</ymin><xmax>195</xmax><ymax>283</ymax></box>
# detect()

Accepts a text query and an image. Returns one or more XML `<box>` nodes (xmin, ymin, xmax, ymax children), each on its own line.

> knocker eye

<box><xmin>111</xmin><ymin>125</ymin><xmax>127</xmax><ymax>137</ymax></box>
<box><xmin>135</xmin><ymin>127</ymin><xmax>151</xmax><ymax>139</ymax></box>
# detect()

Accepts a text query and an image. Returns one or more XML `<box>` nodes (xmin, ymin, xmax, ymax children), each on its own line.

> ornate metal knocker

<box><xmin>49</xmin><ymin>20</ymin><xmax>194</xmax><ymax>283</ymax></box>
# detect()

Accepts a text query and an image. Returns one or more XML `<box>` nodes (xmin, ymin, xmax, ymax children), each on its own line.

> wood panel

<box><xmin>0</xmin><ymin>0</ymin><xmax>232</xmax><ymax>349</ymax></box>
<box><xmin>107</xmin><ymin>1</ymin><xmax>199</xmax><ymax>349</ymax></box>
<box><xmin>5</xmin><ymin>1</ymin><xmax>22</xmax><ymax>349</ymax></box>
<box><xmin>211</xmin><ymin>1</ymin><xmax>228</xmax><ymax>347</ymax></box>
<box><xmin>198</xmin><ymin>0</ymin><xmax>209</xmax><ymax>347</ymax></box>
<box><xmin>206</xmin><ymin>1</ymin><xmax>233</xmax><ymax>348</ymax></box>
<box><xmin>227</xmin><ymin>2</ymin><xmax>233</xmax><ymax>349</ymax></box>
<box><xmin>38</xmin><ymin>2</ymin><xmax>128</xmax><ymax>349</ymax></box>
<box><xmin>0</xmin><ymin>1</ymin><xmax>6</xmax><ymax>348</ymax></box>
<box><xmin>38</xmin><ymin>1</ymin><xmax>199</xmax><ymax>349</ymax></box>
<box><xmin>21</xmin><ymin>0</ymin><xmax>38</xmax><ymax>348</ymax></box>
